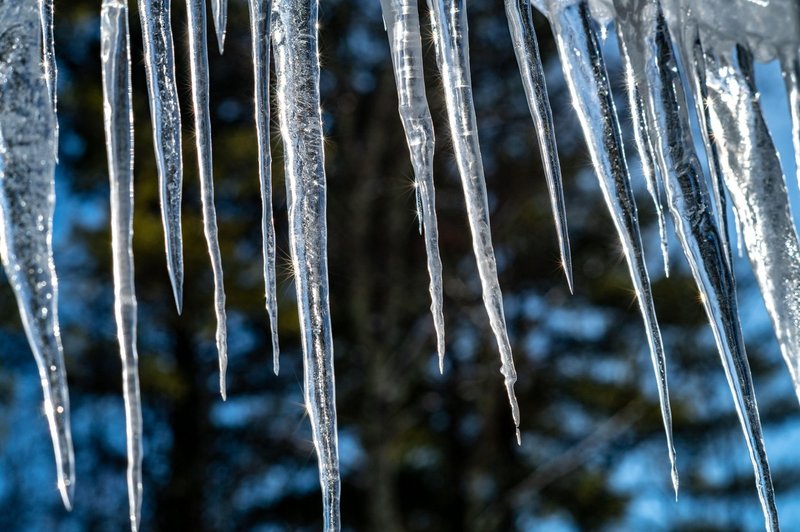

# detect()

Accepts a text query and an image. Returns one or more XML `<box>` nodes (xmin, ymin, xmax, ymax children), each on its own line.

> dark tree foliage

<box><xmin>0</xmin><ymin>1</ymin><xmax>796</xmax><ymax>531</ymax></box>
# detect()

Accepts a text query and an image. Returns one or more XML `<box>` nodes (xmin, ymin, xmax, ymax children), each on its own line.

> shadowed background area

<box><xmin>0</xmin><ymin>0</ymin><xmax>798</xmax><ymax>530</ymax></box>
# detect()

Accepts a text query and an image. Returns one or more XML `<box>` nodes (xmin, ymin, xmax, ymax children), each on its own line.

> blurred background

<box><xmin>0</xmin><ymin>0</ymin><xmax>799</xmax><ymax>530</ymax></box>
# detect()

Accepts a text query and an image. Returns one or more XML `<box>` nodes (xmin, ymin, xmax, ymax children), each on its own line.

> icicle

<box><xmin>428</xmin><ymin>0</ymin><xmax>521</xmax><ymax>441</ymax></box>
<box><xmin>211</xmin><ymin>0</ymin><xmax>227</xmax><ymax>53</ymax></box>
<box><xmin>702</xmin><ymin>45</ymin><xmax>800</xmax><ymax>409</ymax></box>
<box><xmin>0</xmin><ymin>0</ymin><xmax>74</xmax><ymax>509</ymax></box>
<box><xmin>618</xmin><ymin>2</ymin><xmax>778</xmax><ymax>527</ymax></box>
<box><xmin>505</xmin><ymin>0</ymin><xmax>574</xmax><ymax>292</ymax></box>
<box><xmin>137</xmin><ymin>0</ymin><xmax>184</xmax><ymax>313</ymax></box>
<box><xmin>185</xmin><ymin>0</ymin><xmax>228</xmax><ymax>398</ymax></box>
<box><xmin>272</xmin><ymin>0</ymin><xmax>341</xmax><ymax>528</ymax></box>
<box><xmin>536</xmin><ymin>0</ymin><xmax>676</xmax><ymax>492</ymax></box>
<box><xmin>38</xmin><ymin>0</ymin><xmax>57</xmax><ymax>153</ymax></box>
<box><xmin>248</xmin><ymin>0</ymin><xmax>280</xmax><ymax>374</ymax></box>
<box><xmin>780</xmin><ymin>48</ymin><xmax>800</xmax><ymax>191</ymax></box>
<box><xmin>623</xmin><ymin>60</ymin><xmax>670</xmax><ymax>276</ymax></box>
<box><xmin>379</xmin><ymin>0</ymin><xmax>446</xmax><ymax>370</ymax></box>
<box><xmin>100</xmin><ymin>1</ymin><xmax>143</xmax><ymax>528</ymax></box>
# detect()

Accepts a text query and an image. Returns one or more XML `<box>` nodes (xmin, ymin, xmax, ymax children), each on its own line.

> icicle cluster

<box><xmin>0</xmin><ymin>0</ymin><xmax>798</xmax><ymax>530</ymax></box>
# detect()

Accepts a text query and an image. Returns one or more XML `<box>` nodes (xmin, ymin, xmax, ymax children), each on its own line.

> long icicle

<box><xmin>702</xmin><ymin>45</ymin><xmax>800</xmax><ymax>406</ymax></box>
<box><xmin>781</xmin><ymin>48</ymin><xmax>800</xmax><ymax>191</ymax></box>
<box><xmin>38</xmin><ymin>0</ymin><xmax>57</xmax><ymax>152</ymax></box>
<box><xmin>537</xmin><ymin>0</ymin><xmax>677</xmax><ymax>493</ymax></box>
<box><xmin>248</xmin><ymin>0</ymin><xmax>280</xmax><ymax>374</ymax></box>
<box><xmin>186</xmin><ymin>0</ymin><xmax>229</xmax><ymax>399</ymax></box>
<box><xmin>428</xmin><ymin>0</ymin><xmax>521</xmax><ymax>442</ymax></box>
<box><xmin>379</xmin><ymin>0</ymin><xmax>446</xmax><ymax>370</ymax></box>
<box><xmin>622</xmin><ymin>2</ymin><xmax>778</xmax><ymax>527</ymax></box>
<box><xmin>0</xmin><ymin>0</ymin><xmax>74</xmax><ymax>509</ymax></box>
<box><xmin>100</xmin><ymin>1</ymin><xmax>143</xmax><ymax>528</ymax></box>
<box><xmin>272</xmin><ymin>0</ymin><xmax>341</xmax><ymax>528</ymax></box>
<box><xmin>138</xmin><ymin>0</ymin><xmax>184</xmax><ymax>313</ymax></box>
<box><xmin>505</xmin><ymin>0</ymin><xmax>574</xmax><ymax>292</ymax></box>
<box><xmin>211</xmin><ymin>0</ymin><xmax>228</xmax><ymax>53</ymax></box>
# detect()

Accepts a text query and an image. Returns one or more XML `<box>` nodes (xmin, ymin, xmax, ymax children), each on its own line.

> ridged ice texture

<box><xmin>379</xmin><ymin>0</ymin><xmax>446</xmax><ymax>370</ymax></box>
<box><xmin>618</xmin><ymin>2</ymin><xmax>778</xmax><ymax>528</ymax></box>
<box><xmin>137</xmin><ymin>0</ymin><xmax>184</xmax><ymax>313</ymax></box>
<box><xmin>38</xmin><ymin>0</ymin><xmax>57</xmax><ymax>152</ymax></box>
<box><xmin>0</xmin><ymin>0</ymin><xmax>74</xmax><ymax>509</ymax></box>
<box><xmin>100</xmin><ymin>1</ymin><xmax>143</xmax><ymax>529</ymax></box>
<box><xmin>427</xmin><ymin>0</ymin><xmax>521</xmax><ymax>441</ymax></box>
<box><xmin>212</xmin><ymin>0</ymin><xmax>228</xmax><ymax>53</ymax></box>
<box><xmin>248</xmin><ymin>0</ymin><xmax>280</xmax><ymax>374</ymax></box>
<box><xmin>702</xmin><ymin>46</ymin><xmax>800</xmax><ymax>409</ymax></box>
<box><xmin>536</xmin><ymin>0</ymin><xmax>676</xmax><ymax>491</ymax></box>
<box><xmin>504</xmin><ymin>0</ymin><xmax>574</xmax><ymax>292</ymax></box>
<box><xmin>781</xmin><ymin>50</ymin><xmax>800</xmax><ymax>191</ymax></box>
<box><xmin>185</xmin><ymin>0</ymin><xmax>228</xmax><ymax>398</ymax></box>
<box><xmin>272</xmin><ymin>0</ymin><xmax>341</xmax><ymax>528</ymax></box>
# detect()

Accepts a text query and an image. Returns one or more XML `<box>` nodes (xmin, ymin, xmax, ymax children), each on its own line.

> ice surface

<box><xmin>185</xmin><ymin>0</ymin><xmax>229</xmax><ymax>399</ymax></box>
<box><xmin>379</xmin><ymin>0</ymin><xmax>446</xmax><ymax>369</ymax></box>
<box><xmin>0</xmin><ymin>0</ymin><xmax>74</xmax><ymax>510</ymax></box>
<box><xmin>272</xmin><ymin>0</ymin><xmax>341</xmax><ymax>527</ymax></box>
<box><xmin>100</xmin><ymin>1</ymin><xmax>143</xmax><ymax>528</ymax></box>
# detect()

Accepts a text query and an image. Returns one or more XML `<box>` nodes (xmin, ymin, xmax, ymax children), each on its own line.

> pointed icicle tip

<box><xmin>515</xmin><ymin>428</ymin><xmax>522</xmax><ymax>446</ymax></box>
<box><xmin>212</xmin><ymin>0</ymin><xmax>228</xmax><ymax>54</ymax></box>
<box><xmin>672</xmin><ymin>467</ymin><xmax>679</xmax><ymax>501</ymax></box>
<box><xmin>58</xmin><ymin>477</ymin><xmax>73</xmax><ymax>511</ymax></box>
<box><xmin>564</xmin><ymin>261</ymin><xmax>574</xmax><ymax>295</ymax></box>
<box><xmin>170</xmin><ymin>274</ymin><xmax>183</xmax><ymax>315</ymax></box>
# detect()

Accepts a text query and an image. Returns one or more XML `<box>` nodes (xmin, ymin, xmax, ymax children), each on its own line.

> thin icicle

<box><xmin>100</xmin><ymin>1</ymin><xmax>143</xmax><ymax>528</ymax></box>
<box><xmin>39</xmin><ymin>0</ymin><xmax>57</xmax><ymax>152</ymax></box>
<box><xmin>622</xmin><ymin>2</ymin><xmax>778</xmax><ymax>527</ymax></box>
<box><xmin>248</xmin><ymin>0</ymin><xmax>280</xmax><ymax>374</ymax></box>
<box><xmin>536</xmin><ymin>0</ymin><xmax>676</xmax><ymax>493</ymax></box>
<box><xmin>211</xmin><ymin>0</ymin><xmax>227</xmax><ymax>53</ymax></box>
<box><xmin>623</xmin><ymin>59</ymin><xmax>670</xmax><ymax>276</ymax></box>
<box><xmin>780</xmin><ymin>48</ymin><xmax>800</xmax><ymax>191</ymax></box>
<box><xmin>379</xmin><ymin>0</ymin><xmax>446</xmax><ymax>370</ymax></box>
<box><xmin>505</xmin><ymin>0</ymin><xmax>574</xmax><ymax>292</ymax></box>
<box><xmin>702</xmin><ymin>45</ymin><xmax>800</xmax><ymax>409</ymax></box>
<box><xmin>428</xmin><ymin>0</ymin><xmax>521</xmax><ymax>440</ymax></box>
<box><xmin>138</xmin><ymin>0</ymin><xmax>184</xmax><ymax>313</ymax></box>
<box><xmin>0</xmin><ymin>0</ymin><xmax>74</xmax><ymax>509</ymax></box>
<box><xmin>272</xmin><ymin>0</ymin><xmax>340</xmax><ymax>528</ymax></box>
<box><xmin>186</xmin><ymin>0</ymin><xmax>228</xmax><ymax>399</ymax></box>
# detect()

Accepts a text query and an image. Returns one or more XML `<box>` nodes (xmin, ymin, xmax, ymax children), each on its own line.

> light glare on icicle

<box><xmin>100</xmin><ymin>1</ymin><xmax>143</xmax><ymax>529</ymax></box>
<box><xmin>379</xmin><ymin>0</ymin><xmax>447</xmax><ymax>370</ymax></box>
<box><xmin>0</xmin><ymin>0</ymin><xmax>74</xmax><ymax>510</ymax></box>
<box><xmin>272</xmin><ymin>0</ymin><xmax>341</xmax><ymax>528</ymax></box>
<box><xmin>38</xmin><ymin>0</ymin><xmax>57</xmax><ymax>153</ymax></box>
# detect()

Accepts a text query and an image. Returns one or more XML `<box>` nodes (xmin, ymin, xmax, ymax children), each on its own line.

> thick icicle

<box><xmin>505</xmin><ymin>0</ymin><xmax>574</xmax><ymax>292</ymax></box>
<box><xmin>248</xmin><ymin>0</ymin><xmax>280</xmax><ymax>374</ymax></box>
<box><xmin>428</xmin><ymin>0</ymin><xmax>521</xmax><ymax>440</ymax></box>
<box><xmin>702</xmin><ymin>45</ymin><xmax>800</xmax><ymax>408</ymax></box>
<box><xmin>185</xmin><ymin>0</ymin><xmax>228</xmax><ymax>398</ymax></box>
<box><xmin>379</xmin><ymin>0</ymin><xmax>446</xmax><ymax>369</ymax></box>
<box><xmin>781</xmin><ymin>49</ymin><xmax>800</xmax><ymax>190</ymax></box>
<box><xmin>100</xmin><ymin>1</ymin><xmax>143</xmax><ymax>528</ymax></box>
<box><xmin>0</xmin><ymin>0</ymin><xmax>74</xmax><ymax>509</ymax></box>
<box><xmin>138</xmin><ymin>0</ymin><xmax>184</xmax><ymax>313</ymax></box>
<box><xmin>211</xmin><ymin>0</ymin><xmax>227</xmax><ymax>53</ymax></box>
<box><xmin>619</xmin><ymin>2</ymin><xmax>778</xmax><ymax>527</ymax></box>
<box><xmin>38</xmin><ymin>0</ymin><xmax>57</xmax><ymax>150</ymax></box>
<box><xmin>536</xmin><ymin>0</ymin><xmax>677</xmax><ymax>492</ymax></box>
<box><xmin>272</xmin><ymin>0</ymin><xmax>341</xmax><ymax>528</ymax></box>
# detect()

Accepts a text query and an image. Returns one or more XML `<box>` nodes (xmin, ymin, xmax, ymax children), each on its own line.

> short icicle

<box><xmin>505</xmin><ymin>0</ymin><xmax>574</xmax><ymax>292</ymax></box>
<box><xmin>185</xmin><ymin>0</ymin><xmax>229</xmax><ymax>399</ymax></box>
<box><xmin>428</xmin><ymin>0</ymin><xmax>521</xmax><ymax>440</ymax></box>
<box><xmin>0</xmin><ymin>0</ymin><xmax>74</xmax><ymax>509</ymax></box>
<box><xmin>379</xmin><ymin>0</ymin><xmax>446</xmax><ymax>370</ymax></box>
<box><xmin>211</xmin><ymin>0</ymin><xmax>228</xmax><ymax>53</ymax></box>
<box><xmin>702</xmin><ymin>44</ymin><xmax>800</xmax><ymax>409</ymax></box>
<box><xmin>38</xmin><ymin>0</ymin><xmax>57</xmax><ymax>151</ymax></box>
<box><xmin>272</xmin><ymin>0</ymin><xmax>341</xmax><ymax>528</ymax></box>
<box><xmin>621</xmin><ymin>2</ymin><xmax>778</xmax><ymax>527</ymax></box>
<box><xmin>781</xmin><ymin>48</ymin><xmax>800</xmax><ymax>190</ymax></box>
<box><xmin>248</xmin><ymin>0</ymin><xmax>280</xmax><ymax>374</ymax></box>
<box><xmin>536</xmin><ymin>0</ymin><xmax>677</xmax><ymax>493</ymax></box>
<box><xmin>100</xmin><ymin>1</ymin><xmax>143</xmax><ymax>528</ymax></box>
<box><xmin>138</xmin><ymin>0</ymin><xmax>184</xmax><ymax>313</ymax></box>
